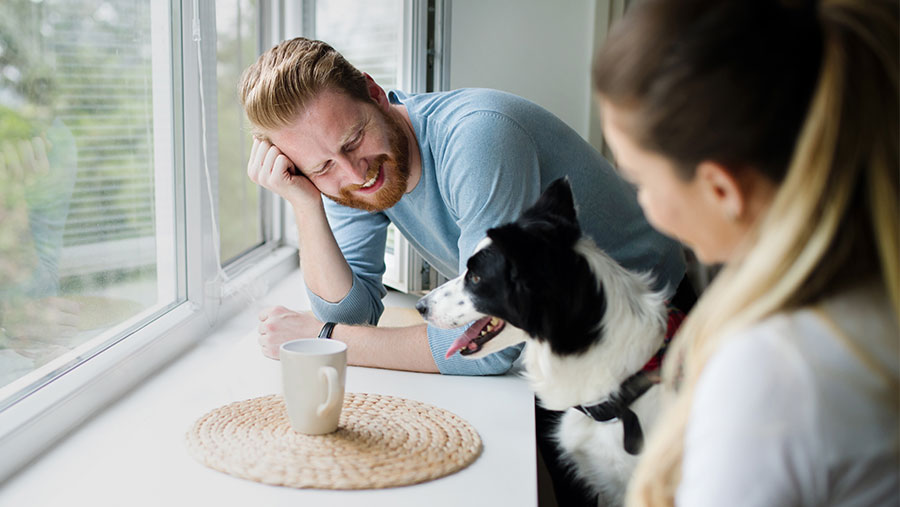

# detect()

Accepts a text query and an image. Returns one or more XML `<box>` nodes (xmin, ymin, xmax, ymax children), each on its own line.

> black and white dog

<box><xmin>416</xmin><ymin>178</ymin><xmax>678</xmax><ymax>504</ymax></box>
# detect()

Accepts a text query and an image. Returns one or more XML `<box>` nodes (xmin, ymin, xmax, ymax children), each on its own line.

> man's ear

<box><xmin>696</xmin><ymin>161</ymin><xmax>746</xmax><ymax>221</ymax></box>
<box><xmin>364</xmin><ymin>73</ymin><xmax>390</xmax><ymax>110</ymax></box>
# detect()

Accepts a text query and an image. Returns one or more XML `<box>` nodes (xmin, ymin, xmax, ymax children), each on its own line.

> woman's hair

<box><xmin>239</xmin><ymin>37</ymin><xmax>370</xmax><ymax>137</ymax></box>
<box><xmin>594</xmin><ymin>0</ymin><xmax>898</xmax><ymax>505</ymax></box>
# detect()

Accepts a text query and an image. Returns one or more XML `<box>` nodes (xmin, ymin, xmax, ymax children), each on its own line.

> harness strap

<box><xmin>575</xmin><ymin>371</ymin><xmax>655</xmax><ymax>455</ymax></box>
<box><xmin>573</xmin><ymin>306</ymin><xmax>686</xmax><ymax>455</ymax></box>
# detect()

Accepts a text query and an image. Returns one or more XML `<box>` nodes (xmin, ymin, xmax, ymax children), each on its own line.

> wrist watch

<box><xmin>318</xmin><ymin>322</ymin><xmax>337</xmax><ymax>339</ymax></box>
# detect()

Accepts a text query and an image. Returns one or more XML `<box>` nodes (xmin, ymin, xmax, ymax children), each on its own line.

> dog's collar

<box><xmin>575</xmin><ymin>371</ymin><xmax>655</xmax><ymax>454</ymax></box>
<box><xmin>574</xmin><ymin>307</ymin><xmax>686</xmax><ymax>455</ymax></box>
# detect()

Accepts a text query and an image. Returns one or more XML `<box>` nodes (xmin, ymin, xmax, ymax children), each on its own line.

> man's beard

<box><xmin>327</xmin><ymin>108</ymin><xmax>410</xmax><ymax>213</ymax></box>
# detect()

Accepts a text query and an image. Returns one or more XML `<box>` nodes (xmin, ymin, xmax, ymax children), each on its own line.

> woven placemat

<box><xmin>186</xmin><ymin>392</ymin><xmax>482</xmax><ymax>489</ymax></box>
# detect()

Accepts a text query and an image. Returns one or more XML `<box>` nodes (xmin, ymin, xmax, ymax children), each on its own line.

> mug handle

<box><xmin>317</xmin><ymin>366</ymin><xmax>340</xmax><ymax>417</ymax></box>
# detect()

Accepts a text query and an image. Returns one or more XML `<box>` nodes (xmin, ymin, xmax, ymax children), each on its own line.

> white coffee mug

<box><xmin>280</xmin><ymin>338</ymin><xmax>347</xmax><ymax>435</ymax></box>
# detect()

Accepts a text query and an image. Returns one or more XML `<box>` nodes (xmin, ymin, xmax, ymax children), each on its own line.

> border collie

<box><xmin>416</xmin><ymin>178</ymin><xmax>678</xmax><ymax>505</ymax></box>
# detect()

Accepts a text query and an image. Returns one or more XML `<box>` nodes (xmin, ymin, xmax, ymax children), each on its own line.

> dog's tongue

<box><xmin>445</xmin><ymin>316</ymin><xmax>492</xmax><ymax>358</ymax></box>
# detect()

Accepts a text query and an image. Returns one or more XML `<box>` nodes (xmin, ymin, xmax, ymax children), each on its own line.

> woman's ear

<box><xmin>364</xmin><ymin>73</ymin><xmax>390</xmax><ymax>109</ymax></box>
<box><xmin>695</xmin><ymin>161</ymin><xmax>746</xmax><ymax>222</ymax></box>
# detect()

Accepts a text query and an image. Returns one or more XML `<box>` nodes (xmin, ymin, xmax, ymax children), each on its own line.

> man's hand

<box><xmin>3</xmin><ymin>296</ymin><xmax>80</xmax><ymax>342</ymax></box>
<box><xmin>1</xmin><ymin>137</ymin><xmax>50</xmax><ymax>187</ymax></box>
<box><xmin>248</xmin><ymin>136</ymin><xmax>354</xmax><ymax>304</ymax></box>
<box><xmin>1</xmin><ymin>296</ymin><xmax>81</xmax><ymax>364</ymax></box>
<box><xmin>257</xmin><ymin>305</ymin><xmax>324</xmax><ymax>359</ymax></box>
<box><xmin>247</xmin><ymin>138</ymin><xmax>320</xmax><ymax>209</ymax></box>
<box><xmin>256</xmin><ymin>305</ymin><xmax>439</xmax><ymax>372</ymax></box>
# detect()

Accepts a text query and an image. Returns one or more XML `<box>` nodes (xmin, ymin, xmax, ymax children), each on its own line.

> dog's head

<box><xmin>416</xmin><ymin>178</ymin><xmax>607</xmax><ymax>359</ymax></box>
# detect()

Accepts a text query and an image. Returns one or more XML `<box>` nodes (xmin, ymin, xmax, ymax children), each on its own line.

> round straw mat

<box><xmin>186</xmin><ymin>392</ymin><xmax>482</xmax><ymax>489</ymax></box>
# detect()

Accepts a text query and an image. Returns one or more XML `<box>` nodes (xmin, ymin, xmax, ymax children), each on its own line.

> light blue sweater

<box><xmin>308</xmin><ymin>89</ymin><xmax>685</xmax><ymax>375</ymax></box>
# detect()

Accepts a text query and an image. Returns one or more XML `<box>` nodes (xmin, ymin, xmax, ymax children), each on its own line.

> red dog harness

<box><xmin>642</xmin><ymin>307</ymin><xmax>686</xmax><ymax>373</ymax></box>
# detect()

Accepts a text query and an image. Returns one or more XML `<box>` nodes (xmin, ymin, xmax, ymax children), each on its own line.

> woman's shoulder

<box><xmin>691</xmin><ymin>281</ymin><xmax>899</xmax><ymax>503</ymax></box>
<box><xmin>695</xmin><ymin>312</ymin><xmax>815</xmax><ymax>421</ymax></box>
<box><xmin>697</xmin><ymin>280</ymin><xmax>898</xmax><ymax>458</ymax></box>
<box><xmin>722</xmin><ymin>281</ymin><xmax>898</xmax><ymax>387</ymax></box>
<box><xmin>682</xmin><ymin>283</ymin><xmax>899</xmax><ymax>507</ymax></box>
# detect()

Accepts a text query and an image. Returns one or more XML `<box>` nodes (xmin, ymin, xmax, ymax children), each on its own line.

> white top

<box><xmin>678</xmin><ymin>282</ymin><xmax>899</xmax><ymax>506</ymax></box>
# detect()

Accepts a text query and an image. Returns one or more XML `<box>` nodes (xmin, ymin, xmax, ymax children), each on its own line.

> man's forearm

<box><xmin>331</xmin><ymin>323</ymin><xmax>440</xmax><ymax>373</ymax></box>
<box><xmin>292</xmin><ymin>201</ymin><xmax>353</xmax><ymax>303</ymax></box>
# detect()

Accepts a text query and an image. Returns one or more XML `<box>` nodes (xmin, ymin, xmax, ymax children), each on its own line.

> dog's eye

<box><xmin>467</xmin><ymin>273</ymin><xmax>481</xmax><ymax>284</ymax></box>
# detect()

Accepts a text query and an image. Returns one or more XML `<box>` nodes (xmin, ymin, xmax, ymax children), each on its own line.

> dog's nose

<box><xmin>415</xmin><ymin>299</ymin><xmax>428</xmax><ymax>317</ymax></box>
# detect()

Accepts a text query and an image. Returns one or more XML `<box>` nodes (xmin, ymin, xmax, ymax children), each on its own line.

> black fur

<box><xmin>463</xmin><ymin>179</ymin><xmax>607</xmax><ymax>356</ymax></box>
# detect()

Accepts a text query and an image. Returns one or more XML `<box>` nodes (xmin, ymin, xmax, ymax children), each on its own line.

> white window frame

<box><xmin>384</xmin><ymin>0</ymin><xmax>452</xmax><ymax>293</ymax></box>
<box><xmin>0</xmin><ymin>0</ymin><xmax>298</xmax><ymax>482</ymax></box>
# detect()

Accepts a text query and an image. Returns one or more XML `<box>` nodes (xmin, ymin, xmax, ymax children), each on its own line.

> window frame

<box><xmin>0</xmin><ymin>0</ymin><xmax>439</xmax><ymax>482</ymax></box>
<box><xmin>0</xmin><ymin>0</ymin><xmax>298</xmax><ymax>482</ymax></box>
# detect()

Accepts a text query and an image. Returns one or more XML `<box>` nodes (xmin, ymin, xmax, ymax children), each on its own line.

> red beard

<box><xmin>327</xmin><ymin>108</ymin><xmax>411</xmax><ymax>212</ymax></box>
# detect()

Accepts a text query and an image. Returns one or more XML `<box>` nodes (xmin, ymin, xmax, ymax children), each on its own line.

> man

<box><xmin>242</xmin><ymin>37</ymin><xmax>686</xmax><ymax>376</ymax></box>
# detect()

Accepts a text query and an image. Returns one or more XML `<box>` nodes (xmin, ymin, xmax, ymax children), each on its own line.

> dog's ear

<box><xmin>521</xmin><ymin>178</ymin><xmax>578</xmax><ymax>226</ymax></box>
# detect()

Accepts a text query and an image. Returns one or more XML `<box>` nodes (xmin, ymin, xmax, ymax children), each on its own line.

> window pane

<box><xmin>0</xmin><ymin>0</ymin><xmax>176</xmax><ymax>403</ymax></box>
<box><xmin>216</xmin><ymin>0</ymin><xmax>262</xmax><ymax>262</ymax></box>
<box><xmin>315</xmin><ymin>0</ymin><xmax>404</xmax><ymax>90</ymax></box>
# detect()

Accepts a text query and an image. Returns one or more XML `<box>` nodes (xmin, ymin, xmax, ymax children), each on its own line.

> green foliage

<box><xmin>0</xmin><ymin>106</ymin><xmax>36</xmax><ymax>140</ymax></box>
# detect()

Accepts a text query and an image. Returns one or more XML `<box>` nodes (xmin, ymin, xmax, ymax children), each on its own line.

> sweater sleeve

<box><xmin>428</xmin><ymin>111</ymin><xmax>543</xmax><ymax>375</ymax></box>
<box><xmin>306</xmin><ymin>199</ymin><xmax>390</xmax><ymax>325</ymax></box>
<box><xmin>429</xmin><ymin>325</ymin><xmax>525</xmax><ymax>375</ymax></box>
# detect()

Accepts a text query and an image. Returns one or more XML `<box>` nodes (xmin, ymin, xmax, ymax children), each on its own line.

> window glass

<box><xmin>315</xmin><ymin>0</ymin><xmax>404</xmax><ymax>90</ymax></box>
<box><xmin>216</xmin><ymin>0</ymin><xmax>263</xmax><ymax>262</ymax></box>
<box><xmin>0</xmin><ymin>0</ymin><xmax>176</xmax><ymax>402</ymax></box>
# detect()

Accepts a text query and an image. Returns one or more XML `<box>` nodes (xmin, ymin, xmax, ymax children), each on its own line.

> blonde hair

<box><xmin>238</xmin><ymin>37</ymin><xmax>370</xmax><ymax>137</ymax></box>
<box><xmin>595</xmin><ymin>0</ymin><xmax>898</xmax><ymax>504</ymax></box>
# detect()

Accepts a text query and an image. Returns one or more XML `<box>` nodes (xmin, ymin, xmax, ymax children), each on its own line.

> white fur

<box><xmin>417</xmin><ymin>237</ymin><xmax>533</xmax><ymax>357</ymax></box>
<box><xmin>420</xmin><ymin>236</ymin><xmax>669</xmax><ymax>504</ymax></box>
<box><xmin>419</xmin><ymin>273</ymin><xmax>479</xmax><ymax>329</ymax></box>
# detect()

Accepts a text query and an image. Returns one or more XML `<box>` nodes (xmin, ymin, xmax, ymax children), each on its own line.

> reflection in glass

<box><xmin>0</xmin><ymin>0</ymin><xmax>167</xmax><ymax>395</ymax></box>
<box><xmin>315</xmin><ymin>0</ymin><xmax>404</xmax><ymax>90</ymax></box>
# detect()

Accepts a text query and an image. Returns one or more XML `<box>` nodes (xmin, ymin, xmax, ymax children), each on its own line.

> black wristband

<box><xmin>318</xmin><ymin>321</ymin><xmax>337</xmax><ymax>339</ymax></box>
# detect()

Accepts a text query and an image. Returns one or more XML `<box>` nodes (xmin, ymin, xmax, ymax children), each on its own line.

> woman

<box><xmin>594</xmin><ymin>0</ymin><xmax>898</xmax><ymax>505</ymax></box>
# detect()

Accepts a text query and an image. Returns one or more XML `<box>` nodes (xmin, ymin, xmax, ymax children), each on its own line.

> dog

<box><xmin>416</xmin><ymin>178</ymin><xmax>678</xmax><ymax>505</ymax></box>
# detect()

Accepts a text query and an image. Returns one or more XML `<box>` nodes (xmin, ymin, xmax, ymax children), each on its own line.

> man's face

<box><xmin>269</xmin><ymin>89</ymin><xmax>410</xmax><ymax>212</ymax></box>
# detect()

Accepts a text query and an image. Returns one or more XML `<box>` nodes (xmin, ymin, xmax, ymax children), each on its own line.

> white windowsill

<box><xmin>0</xmin><ymin>269</ymin><xmax>537</xmax><ymax>506</ymax></box>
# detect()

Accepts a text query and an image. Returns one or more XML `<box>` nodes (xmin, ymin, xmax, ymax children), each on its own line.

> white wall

<box><xmin>448</xmin><ymin>0</ymin><xmax>597</xmax><ymax>140</ymax></box>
